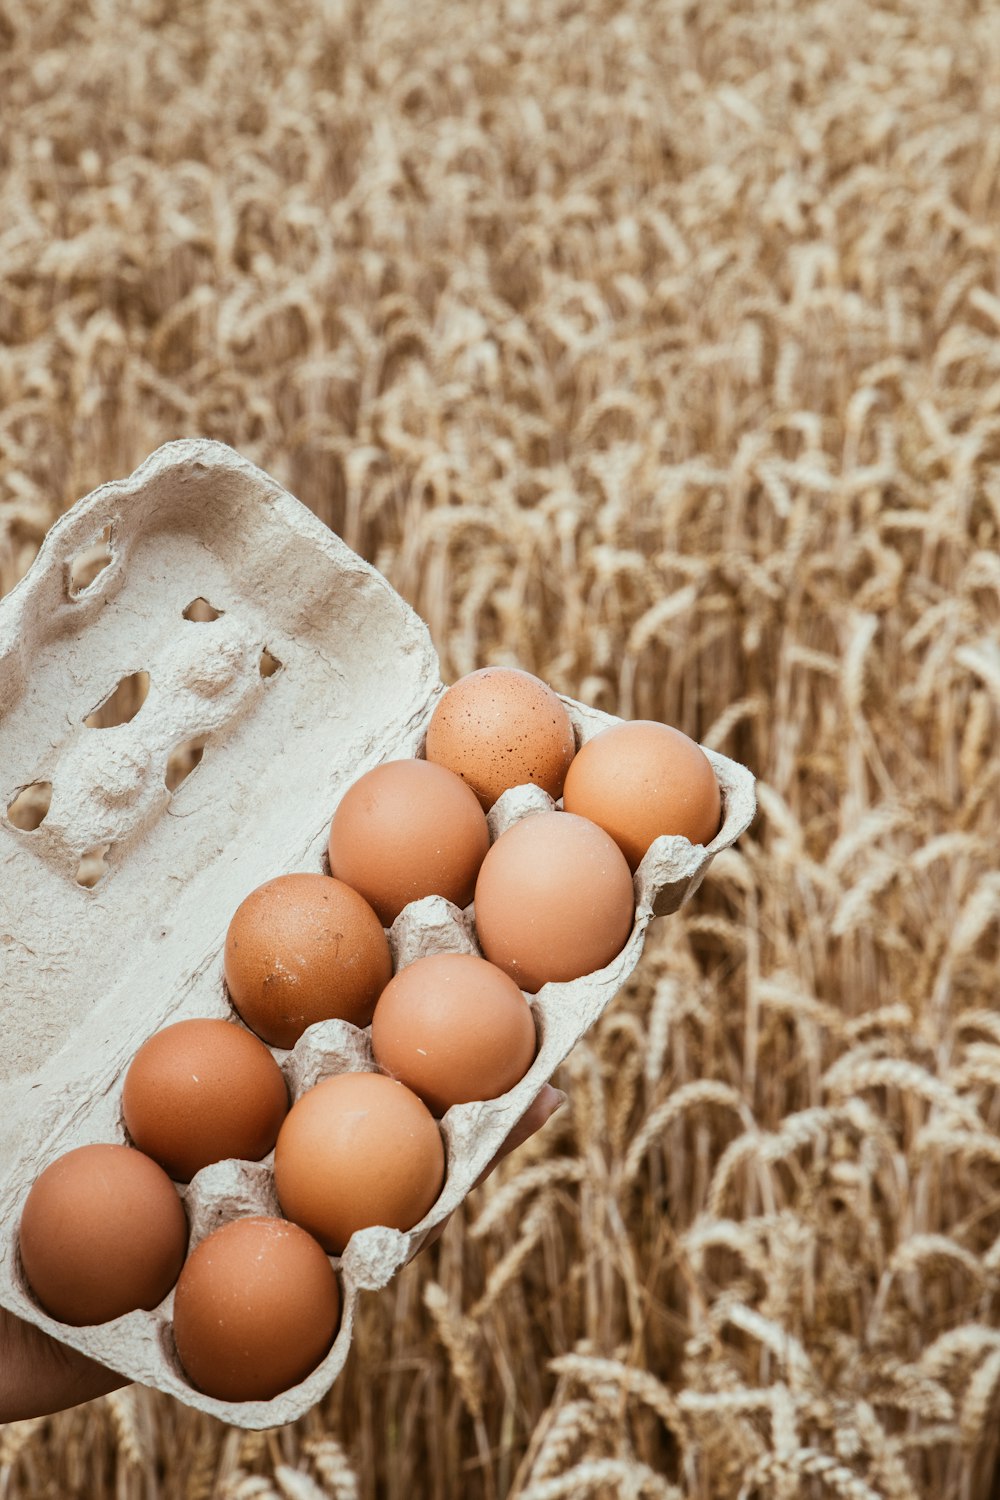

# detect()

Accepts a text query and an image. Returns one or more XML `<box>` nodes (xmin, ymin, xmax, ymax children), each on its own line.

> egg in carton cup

<box><xmin>0</xmin><ymin>440</ymin><xmax>756</xmax><ymax>1427</ymax></box>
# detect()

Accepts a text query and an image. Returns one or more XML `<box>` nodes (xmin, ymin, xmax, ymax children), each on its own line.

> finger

<box><xmin>418</xmin><ymin>1084</ymin><xmax>567</xmax><ymax>1253</ymax></box>
<box><xmin>474</xmin><ymin>1083</ymin><xmax>567</xmax><ymax>1185</ymax></box>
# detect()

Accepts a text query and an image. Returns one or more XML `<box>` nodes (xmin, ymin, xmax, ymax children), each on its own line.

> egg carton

<box><xmin>0</xmin><ymin>439</ymin><xmax>756</xmax><ymax>1428</ymax></box>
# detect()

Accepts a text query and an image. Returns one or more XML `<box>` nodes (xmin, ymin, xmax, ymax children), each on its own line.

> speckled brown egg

<box><xmin>122</xmin><ymin>1019</ymin><xmax>289</xmax><ymax>1183</ymax></box>
<box><xmin>19</xmin><ymin>1144</ymin><xmax>188</xmax><ymax>1325</ymax></box>
<box><xmin>425</xmin><ymin>667</ymin><xmax>577</xmax><ymax>810</ymax></box>
<box><xmin>474</xmin><ymin>811</ymin><xmax>635</xmax><ymax>992</ymax></box>
<box><xmin>274</xmin><ymin>1072</ymin><xmax>445</xmax><ymax>1254</ymax></box>
<box><xmin>563</xmin><ymin>720</ymin><xmax>722</xmax><ymax>871</ymax></box>
<box><xmin>327</xmin><ymin>759</ymin><xmax>490</xmax><ymax>926</ymax></box>
<box><xmin>172</xmin><ymin>1216</ymin><xmax>340</xmax><ymax>1402</ymax></box>
<box><xmin>224</xmin><ymin>873</ymin><xmax>392</xmax><ymax>1049</ymax></box>
<box><xmin>371</xmin><ymin>952</ymin><xmax>537</xmax><ymax>1116</ymax></box>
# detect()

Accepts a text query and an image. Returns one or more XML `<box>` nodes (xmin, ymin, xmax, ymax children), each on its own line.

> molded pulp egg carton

<box><xmin>0</xmin><ymin>440</ymin><xmax>756</xmax><ymax>1428</ymax></box>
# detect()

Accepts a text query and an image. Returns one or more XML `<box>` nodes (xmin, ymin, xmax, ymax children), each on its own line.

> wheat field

<box><xmin>3</xmin><ymin>0</ymin><xmax>1000</xmax><ymax>1494</ymax></box>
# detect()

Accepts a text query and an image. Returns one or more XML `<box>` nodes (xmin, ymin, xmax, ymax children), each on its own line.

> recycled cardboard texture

<box><xmin>0</xmin><ymin>439</ymin><xmax>756</xmax><ymax>1427</ymax></box>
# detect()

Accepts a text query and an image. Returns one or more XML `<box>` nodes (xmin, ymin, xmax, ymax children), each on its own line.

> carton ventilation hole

<box><xmin>76</xmin><ymin>844</ymin><xmax>111</xmax><ymax>888</ymax></box>
<box><xmin>166</xmin><ymin>736</ymin><xmax>207</xmax><ymax>792</ymax></box>
<box><xmin>259</xmin><ymin>647</ymin><xmax>282</xmax><ymax>678</ymax></box>
<box><xmin>182</xmin><ymin>597</ymin><xmax>223</xmax><ymax>622</ymax></box>
<box><xmin>67</xmin><ymin>526</ymin><xmax>114</xmax><ymax>597</ymax></box>
<box><xmin>83</xmin><ymin>671</ymin><xmax>150</xmax><ymax>728</ymax></box>
<box><xmin>6</xmin><ymin>782</ymin><xmax>52</xmax><ymax>831</ymax></box>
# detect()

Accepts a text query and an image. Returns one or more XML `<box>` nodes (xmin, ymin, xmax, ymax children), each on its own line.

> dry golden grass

<box><xmin>3</xmin><ymin>0</ymin><xmax>1000</xmax><ymax>1494</ymax></box>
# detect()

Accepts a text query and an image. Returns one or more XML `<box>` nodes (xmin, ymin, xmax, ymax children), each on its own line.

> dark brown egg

<box><xmin>19</xmin><ymin>1144</ymin><xmax>188</xmax><ymax>1325</ymax></box>
<box><xmin>371</xmin><ymin>953</ymin><xmax>537</xmax><ymax>1115</ymax></box>
<box><xmin>274</xmin><ymin>1072</ymin><xmax>445</xmax><ymax>1254</ymax></box>
<box><xmin>328</xmin><ymin>759</ymin><xmax>490</xmax><ymax>925</ymax></box>
<box><xmin>425</xmin><ymin>667</ymin><xmax>577</xmax><ymax>809</ymax></box>
<box><xmin>224</xmin><ymin>873</ymin><xmax>392</xmax><ymax>1049</ymax></box>
<box><xmin>172</xmin><ymin>1216</ymin><xmax>340</xmax><ymax>1402</ymax></box>
<box><xmin>473</xmin><ymin>811</ymin><xmax>635</xmax><ymax>992</ymax></box>
<box><xmin>563</xmin><ymin>720</ymin><xmax>722</xmax><ymax>870</ymax></box>
<box><xmin>122</xmin><ymin>1019</ymin><xmax>288</xmax><ymax>1182</ymax></box>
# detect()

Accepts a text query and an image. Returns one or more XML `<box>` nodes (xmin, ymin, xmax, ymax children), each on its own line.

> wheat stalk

<box><xmin>303</xmin><ymin>1439</ymin><xmax>359</xmax><ymax>1500</ymax></box>
<box><xmin>519</xmin><ymin>1457</ymin><xmax>683</xmax><ymax>1500</ymax></box>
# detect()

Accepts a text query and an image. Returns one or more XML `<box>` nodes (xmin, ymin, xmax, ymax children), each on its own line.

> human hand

<box><xmin>0</xmin><ymin>1305</ymin><xmax>128</xmax><ymax>1424</ymax></box>
<box><xmin>480</xmin><ymin>1083</ymin><xmax>566</xmax><ymax>1173</ymax></box>
<box><xmin>418</xmin><ymin>1082</ymin><xmax>566</xmax><ymax>1251</ymax></box>
<box><xmin>0</xmin><ymin>1083</ymin><xmax>566</xmax><ymax>1423</ymax></box>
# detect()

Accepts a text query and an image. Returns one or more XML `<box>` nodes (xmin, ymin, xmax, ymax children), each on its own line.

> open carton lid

<box><xmin>0</xmin><ymin>440</ymin><xmax>755</xmax><ymax>1426</ymax></box>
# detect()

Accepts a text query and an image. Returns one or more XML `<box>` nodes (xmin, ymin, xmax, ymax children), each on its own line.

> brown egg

<box><xmin>425</xmin><ymin>667</ymin><xmax>577</xmax><ymax>810</ymax></box>
<box><xmin>19</xmin><ymin>1144</ymin><xmax>188</xmax><ymax>1326</ymax></box>
<box><xmin>371</xmin><ymin>953</ymin><xmax>537</xmax><ymax>1116</ymax></box>
<box><xmin>563</xmin><ymin>720</ymin><xmax>722</xmax><ymax>871</ymax></box>
<box><xmin>172</xmin><ymin>1216</ymin><xmax>340</xmax><ymax>1402</ymax></box>
<box><xmin>122</xmin><ymin>1019</ymin><xmax>289</xmax><ymax>1183</ymax></box>
<box><xmin>224</xmin><ymin>873</ymin><xmax>392</xmax><ymax>1049</ymax></box>
<box><xmin>474</xmin><ymin>811</ymin><xmax>634</xmax><ymax>992</ymax></box>
<box><xmin>274</xmin><ymin>1072</ymin><xmax>445</xmax><ymax>1254</ymax></box>
<box><xmin>328</xmin><ymin>760</ymin><xmax>490</xmax><ymax>925</ymax></box>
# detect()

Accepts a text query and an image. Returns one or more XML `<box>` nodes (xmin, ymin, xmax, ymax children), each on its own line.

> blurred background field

<box><xmin>3</xmin><ymin>0</ymin><xmax>1000</xmax><ymax>1494</ymax></box>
